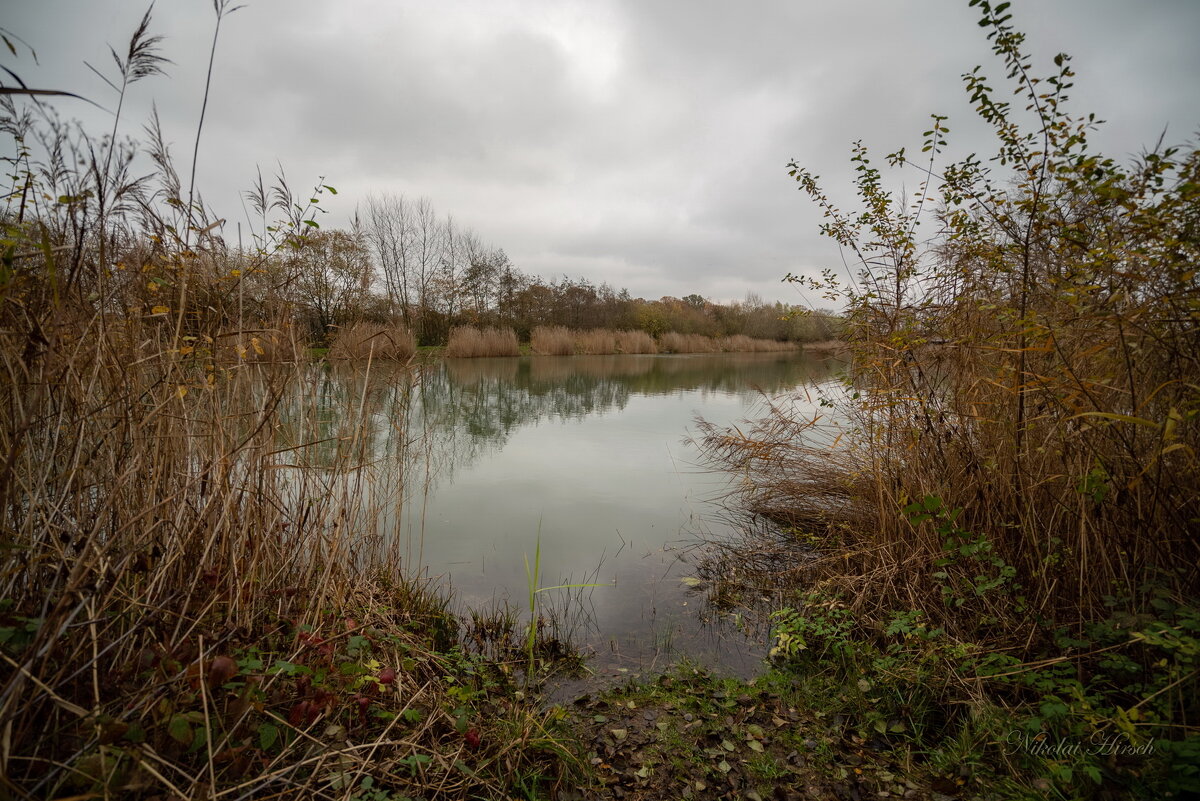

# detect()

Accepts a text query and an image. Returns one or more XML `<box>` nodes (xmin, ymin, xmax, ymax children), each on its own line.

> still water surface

<box><xmin>298</xmin><ymin>352</ymin><xmax>840</xmax><ymax>678</ymax></box>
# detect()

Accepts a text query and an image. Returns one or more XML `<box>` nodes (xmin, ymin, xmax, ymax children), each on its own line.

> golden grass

<box><xmin>718</xmin><ymin>334</ymin><xmax>798</xmax><ymax>352</ymax></box>
<box><xmin>532</xmin><ymin>327</ymin><xmax>660</xmax><ymax>356</ymax></box>
<box><xmin>658</xmin><ymin>332</ymin><xmax>721</xmax><ymax>353</ymax></box>
<box><xmin>531</xmin><ymin>325</ymin><xmax>574</xmax><ymax>355</ymax></box>
<box><xmin>327</xmin><ymin>321</ymin><xmax>417</xmax><ymax>361</ymax></box>
<box><xmin>614</xmin><ymin>329</ymin><xmax>657</xmax><ymax>354</ymax></box>
<box><xmin>0</xmin><ymin>304</ymin><xmax>580</xmax><ymax>798</ymax></box>
<box><xmin>573</xmin><ymin>328</ymin><xmax>617</xmax><ymax>355</ymax></box>
<box><xmin>444</xmin><ymin>325</ymin><xmax>520</xmax><ymax>358</ymax></box>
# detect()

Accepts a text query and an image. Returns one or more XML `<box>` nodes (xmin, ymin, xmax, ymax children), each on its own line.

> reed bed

<box><xmin>444</xmin><ymin>326</ymin><xmax>520</xmax><ymax>358</ymax></box>
<box><xmin>0</xmin><ymin>10</ymin><xmax>577</xmax><ymax>791</ymax></box>
<box><xmin>327</xmin><ymin>321</ymin><xmax>417</xmax><ymax>361</ymax></box>
<box><xmin>573</xmin><ymin>328</ymin><xmax>617</xmax><ymax>355</ymax></box>
<box><xmin>0</xmin><ymin>299</ymin><xmax>580</xmax><ymax>796</ymax></box>
<box><xmin>717</xmin><ymin>334</ymin><xmax>798</xmax><ymax>352</ymax></box>
<box><xmin>698</xmin><ymin>0</ymin><xmax>1200</xmax><ymax>693</ymax></box>
<box><xmin>530</xmin><ymin>325</ymin><xmax>574</xmax><ymax>355</ymax></box>
<box><xmin>0</xmin><ymin>306</ymin><xmax>580</xmax><ymax>798</ymax></box>
<box><xmin>658</xmin><ymin>332</ymin><xmax>722</xmax><ymax>353</ymax></box>
<box><xmin>533</xmin><ymin>327</ymin><xmax>659</xmax><ymax>356</ymax></box>
<box><xmin>614</xmin><ymin>329</ymin><xmax>657</xmax><ymax>354</ymax></box>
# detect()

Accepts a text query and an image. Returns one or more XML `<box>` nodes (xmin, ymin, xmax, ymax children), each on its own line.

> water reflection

<box><xmin>279</xmin><ymin>352</ymin><xmax>841</xmax><ymax>675</ymax></box>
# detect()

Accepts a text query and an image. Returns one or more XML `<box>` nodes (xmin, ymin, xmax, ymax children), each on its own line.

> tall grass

<box><xmin>658</xmin><ymin>332</ymin><xmax>721</xmax><ymax>353</ymax></box>
<box><xmin>532</xmin><ymin>326</ymin><xmax>659</xmax><ymax>355</ymax></box>
<box><xmin>0</xmin><ymin>12</ymin><xmax>580</xmax><ymax>798</ymax></box>
<box><xmin>572</xmin><ymin>328</ymin><xmax>616</xmax><ymax>355</ymax></box>
<box><xmin>700</xmin><ymin>6</ymin><xmax>1199</xmax><ymax>769</ymax></box>
<box><xmin>614</xmin><ymin>329</ymin><xmax>657</xmax><ymax>354</ymax></box>
<box><xmin>717</xmin><ymin>334</ymin><xmax>797</xmax><ymax>353</ymax></box>
<box><xmin>327</xmin><ymin>321</ymin><xmax>416</xmax><ymax>361</ymax></box>
<box><xmin>697</xmin><ymin>8</ymin><xmax>1199</xmax><ymax>790</ymax></box>
<box><xmin>530</xmin><ymin>325</ymin><xmax>574</xmax><ymax>355</ymax></box>
<box><xmin>444</xmin><ymin>325</ymin><xmax>520</xmax><ymax>358</ymax></box>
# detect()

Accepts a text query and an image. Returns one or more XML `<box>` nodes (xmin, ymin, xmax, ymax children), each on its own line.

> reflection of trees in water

<box><xmin>276</xmin><ymin>352</ymin><xmax>841</xmax><ymax>487</ymax></box>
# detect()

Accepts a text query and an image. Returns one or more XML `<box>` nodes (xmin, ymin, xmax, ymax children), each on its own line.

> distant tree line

<box><xmin>285</xmin><ymin>192</ymin><xmax>842</xmax><ymax>346</ymax></box>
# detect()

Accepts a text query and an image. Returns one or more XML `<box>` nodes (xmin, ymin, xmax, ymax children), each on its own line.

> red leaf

<box><xmin>209</xmin><ymin>655</ymin><xmax>238</xmax><ymax>688</ymax></box>
<box><xmin>288</xmin><ymin>701</ymin><xmax>310</xmax><ymax>727</ymax></box>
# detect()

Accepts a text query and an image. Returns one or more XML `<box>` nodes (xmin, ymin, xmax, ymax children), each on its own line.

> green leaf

<box><xmin>186</xmin><ymin>724</ymin><xmax>208</xmax><ymax>754</ymax></box>
<box><xmin>258</xmin><ymin>722</ymin><xmax>279</xmax><ymax>750</ymax></box>
<box><xmin>125</xmin><ymin>722</ymin><xmax>146</xmax><ymax>743</ymax></box>
<box><xmin>168</xmin><ymin>714</ymin><xmax>193</xmax><ymax>746</ymax></box>
<box><xmin>1072</xmin><ymin>411</ymin><xmax>1159</xmax><ymax>428</ymax></box>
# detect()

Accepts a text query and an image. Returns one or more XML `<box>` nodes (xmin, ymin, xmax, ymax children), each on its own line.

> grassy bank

<box><xmin>0</xmin><ymin>311</ymin><xmax>585</xmax><ymax>797</ymax></box>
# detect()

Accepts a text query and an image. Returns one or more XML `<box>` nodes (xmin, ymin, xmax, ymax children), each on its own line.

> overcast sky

<box><xmin>5</xmin><ymin>1</ymin><xmax>1199</xmax><ymax>305</ymax></box>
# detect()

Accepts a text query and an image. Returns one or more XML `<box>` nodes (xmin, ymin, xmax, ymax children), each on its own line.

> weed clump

<box><xmin>699</xmin><ymin>2</ymin><xmax>1200</xmax><ymax>796</ymax></box>
<box><xmin>531</xmin><ymin>325</ymin><xmax>574</xmax><ymax>355</ymax></box>
<box><xmin>328</xmin><ymin>321</ymin><xmax>417</xmax><ymax>361</ymax></box>
<box><xmin>445</xmin><ymin>325</ymin><xmax>520</xmax><ymax>357</ymax></box>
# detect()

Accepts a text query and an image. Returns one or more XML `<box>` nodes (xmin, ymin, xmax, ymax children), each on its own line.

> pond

<box><xmin>288</xmin><ymin>351</ymin><xmax>842</xmax><ymax>682</ymax></box>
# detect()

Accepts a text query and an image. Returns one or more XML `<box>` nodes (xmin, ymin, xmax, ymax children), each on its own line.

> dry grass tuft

<box><xmin>328</xmin><ymin>321</ymin><xmax>417</xmax><ymax>361</ymax></box>
<box><xmin>445</xmin><ymin>325</ymin><xmax>520</xmax><ymax>358</ymax></box>
<box><xmin>0</xmin><ymin>309</ymin><xmax>580</xmax><ymax>798</ymax></box>
<box><xmin>573</xmin><ymin>328</ymin><xmax>617</xmax><ymax>355</ymax></box>
<box><xmin>531</xmin><ymin>325</ymin><xmax>574</xmax><ymax>355</ymax></box>
<box><xmin>659</xmin><ymin>332</ymin><xmax>721</xmax><ymax>353</ymax></box>
<box><xmin>614</xmin><ymin>329</ymin><xmax>658</xmax><ymax>354</ymax></box>
<box><xmin>718</xmin><ymin>334</ymin><xmax>798</xmax><ymax>353</ymax></box>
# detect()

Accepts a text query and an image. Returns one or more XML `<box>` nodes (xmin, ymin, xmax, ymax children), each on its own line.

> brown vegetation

<box><xmin>327</xmin><ymin>321</ymin><xmax>417</xmax><ymax>361</ymax></box>
<box><xmin>444</xmin><ymin>325</ymin><xmax>520</xmax><ymax>358</ymax></box>
<box><xmin>701</xmin><ymin>0</ymin><xmax>1200</xmax><ymax>687</ymax></box>
<box><xmin>659</xmin><ymin>332</ymin><xmax>795</xmax><ymax>353</ymax></box>
<box><xmin>530</xmin><ymin>325</ymin><xmax>574</xmax><ymax>355</ymax></box>
<box><xmin>573</xmin><ymin>328</ymin><xmax>617</xmax><ymax>355</ymax></box>
<box><xmin>0</xmin><ymin>12</ymin><xmax>578</xmax><ymax>797</ymax></box>
<box><xmin>717</xmin><ymin>334</ymin><xmax>798</xmax><ymax>353</ymax></box>
<box><xmin>613</xmin><ymin>329</ymin><xmax>657</xmax><ymax>354</ymax></box>
<box><xmin>696</xmin><ymin>9</ymin><xmax>1199</xmax><ymax>790</ymax></box>
<box><xmin>659</xmin><ymin>332</ymin><xmax>721</xmax><ymax>353</ymax></box>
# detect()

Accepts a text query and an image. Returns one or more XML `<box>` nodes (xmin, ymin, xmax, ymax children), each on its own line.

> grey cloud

<box><xmin>4</xmin><ymin>0</ymin><xmax>1199</xmax><ymax>304</ymax></box>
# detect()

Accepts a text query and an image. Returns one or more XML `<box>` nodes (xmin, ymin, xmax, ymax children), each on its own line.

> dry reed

<box><xmin>718</xmin><ymin>334</ymin><xmax>798</xmax><ymax>353</ymax></box>
<box><xmin>658</xmin><ymin>332</ymin><xmax>721</xmax><ymax>353</ymax></box>
<box><xmin>573</xmin><ymin>328</ymin><xmax>617</xmax><ymax>355</ymax></box>
<box><xmin>327</xmin><ymin>321</ymin><xmax>417</xmax><ymax>361</ymax></box>
<box><xmin>444</xmin><ymin>325</ymin><xmax>520</xmax><ymax>358</ymax></box>
<box><xmin>614</xmin><ymin>329</ymin><xmax>657</xmax><ymax>354</ymax></box>
<box><xmin>0</xmin><ymin>305</ymin><xmax>579</xmax><ymax>798</ymax></box>
<box><xmin>531</xmin><ymin>325</ymin><xmax>574</xmax><ymax>355</ymax></box>
<box><xmin>0</xmin><ymin>11</ymin><xmax>577</xmax><ymax>792</ymax></box>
